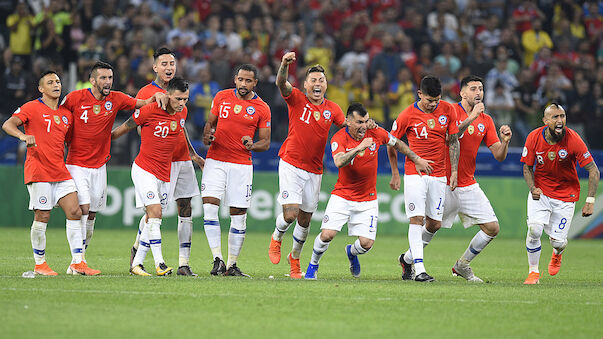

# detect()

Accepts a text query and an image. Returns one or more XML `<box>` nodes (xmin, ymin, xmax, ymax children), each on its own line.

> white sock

<box><xmin>133</xmin><ymin>215</ymin><xmax>145</xmax><ymax>250</ymax></box>
<box><xmin>526</xmin><ymin>236</ymin><xmax>542</xmax><ymax>273</ymax></box>
<box><xmin>80</xmin><ymin>214</ymin><xmax>88</xmax><ymax>253</ymax></box>
<box><xmin>178</xmin><ymin>216</ymin><xmax>193</xmax><ymax>267</ymax></box>
<box><xmin>66</xmin><ymin>219</ymin><xmax>83</xmax><ymax>264</ymax></box>
<box><xmin>310</xmin><ymin>236</ymin><xmax>330</xmax><ymax>265</ymax></box>
<box><xmin>349</xmin><ymin>239</ymin><xmax>369</xmax><ymax>256</ymax></box>
<box><xmin>203</xmin><ymin>203</ymin><xmax>222</xmax><ymax>260</ymax></box>
<box><xmin>132</xmin><ymin>222</ymin><xmax>150</xmax><ymax>267</ymax></box>
<box><xmin>290</xmin><ymin>223</ymin><xmax>309</xmax><ymax>259</ymax></box>
<box><xmin>227</xmin><ymin>214</ymin><xmax>246</xmax><ymax>269</ymax></box>
<box><xmin>403</xmin><ymin>225</ymin><xmax>435</xmax><ymax>264</ymax></box>
<box><xmin>408</xmin><ymin>224</ymin><xmax>425</xmax><ymax>274</ymax></box>
<box><xmin>461</xmin><ymin>230</ymin><xmax>495</xmax><ymax>263</ymax></box>
<box><xmin>31</xmin><ymin>221</ymin><xmax>47</xmax><ymax>265</ymax></box>
<box><xmin>147</xmin><ymin>218</ymin><xmax>165</xmax><ymax>267</ymax></box>
<box><xmin>273</xmin><ymin>213</ymin><xmax>292</xmax><ymax>241</ymax></box>
<box><xmin>85</xmin><ymin>218</ymin><xmax>95</xmax><ymax>250</ymax></box>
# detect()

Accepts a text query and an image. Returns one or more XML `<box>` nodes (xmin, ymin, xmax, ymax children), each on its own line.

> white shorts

<box><xmin>527</xmin><ymin>193</ymin><xmax>575</xmax><ymax>240</ymax></box>
<box><xmin>201</xmin><ymin>158</ymin><xmax>253</xmax><ymax>208</ymax></box>
<box><xmin>277</xmin><ymin>159</ymin><xmax>322</xmax><ymax>213</ymax></box>
<box><xmin>403</xmin><ymin>174</ymin><xmax>446</xmax><ymax>221</ymax></box>
<box><xmin>27</xmin><ymin>180</ymin><xmax>77</xmax><ymax>210</ymax></box>
<box><xmin>131</xmin><ymin>162</ymin><xmax>169</xmax><ymax>211</ymax></box>
<box><xmin>441</xmin><ymin>183</ymin><xmax>498</xmax><ymax>229</ymax></box>
<box><xmin>66</xmin><ymin>164</ymin><xmax>107</xmax><ymax>212</ymax></box>
<box><xmin>321</xmin><ymin>195</ymin><xmax>379</xmax><ymax>241</ymax></box>
<box><xmin>169</xmin><ymin>160</ymin><xmax>200</xmax><ymax>200</ymax></box>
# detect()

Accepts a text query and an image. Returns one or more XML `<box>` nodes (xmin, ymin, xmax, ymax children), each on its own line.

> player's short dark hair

<box><xmin>153</xmin><ymin>47</ymin><xmax>175</xmax><ymax>61</ymax></box>
<box><xmin>306</xmin><ymin>64</ymin><xmax>325</xmax><ymax>79</ymax></box>
<box><xmin>167</xmin><ymin>76</ymin><xmax>189</xmax><ymax>93</ymax></box>
<box><xmin>460</xmin><ymin>75</ymin><xmax>483</xmax><ymax>89</ymax></box>
<box><xmin>38</xmin><ymin>70</ymin><xmax>59</xmax><ymax>84</ymax></box>
<box><xmin>420</xmin><ymin>75</ymin><xmax>442</xmax><ymax>97</ymax></box>
<box><xmin>234</xmin><ymin>64</ymin><xmax>259</xmax><ymax>80</ymax></box>
<box><xmin>89</xmin><ymin>61</ymin><xmax>113</xmax><ymax>78</ymax></box>
<box><xmin>347</xmin><ymin>102</ymin><xmax>368</xmax><ymax>117</ymax></box>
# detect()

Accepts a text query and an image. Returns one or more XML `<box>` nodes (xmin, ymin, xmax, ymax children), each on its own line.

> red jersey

<box><xmin>390</xmin><ymin>101</ymin><xmax>458</xmax><ymax>176</ymax></box>
<box><xmin>330</xmin><ymin>127</ymin><xmax>395</xmax><ymax>201</ymax></box>
<box><xmin>137</xmin><ymin>81</ymin><xmax>191</xmax><ymax>162</ymax></box>
<box><xmin>133</xmin><ymin>104</ymin><xmax>187</xmax><ymax>182</ymax></box>
<box><xmin>13</xmin><ymin>99</ymin><xmax>73</xmax><ymax>184</ymax></box>
<box><xmin>62</xmin><ymin>88</ymin><xmax>137</xmax><ymax>168</ymax></box>
<box><xmin>279</xmin><ymin>87</ymin><xmax>345</xmax><ymax>174</ymax></box>
<box><xmin>207</xmin><ymin>89</ymin><xmax>271</xmax><ymax>165</ymax></box>
<box><xmin>445</xmin><ymin>103</ymin><xmax>500</xmax><ymax>187</ymax></box>
<box><xmin>520</xmin><ymin>126</ymin><xmax>593</xmax><ymax>202</ymax></box>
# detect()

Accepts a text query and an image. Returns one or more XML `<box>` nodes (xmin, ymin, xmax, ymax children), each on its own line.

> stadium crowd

<box><xmin>1</xmin><ymin>0</ymin><xmax>603</xmax><ymax>155</ymax></box>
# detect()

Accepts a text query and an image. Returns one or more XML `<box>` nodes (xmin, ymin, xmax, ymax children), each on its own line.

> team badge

<box><xmin>438</xmin><ymin>115</ymin><xmax>447</xmax><ymax>125</ymax></box>
<box><xmin>146</xmin><ymin>191</ymin><xmax>155</xmax><ymax>199</ymax></box>
<box><xmin>39</xmin><ymin>196</ymin><xmax>47</xmax><ymax>204</ymax></box>
<box><xmin>323</xmin><ymin>110</ymin><xmax>331</xmax><ymax>119</ymax></box>
<box><xmin>331</xmin><ymin>141</ymin><xmax>338</xmax><ymax>151</ymax></box>
<box><xmin>427</xmin><ymin>119</ymin><xmax>435</xmax><ymax>129</ymax></box>
<box><xmin>134</xmin><ymin>109</ymin><xmax>140</xmax><ymax>118</ymax></box>
<box><xmin>105</xmin><ymin>101</ymin><xmax>113</xmax><ymax>111</ymax></box>
<box><xmin>323</xmin><ymin>215</ymin><xmax>329</xmax><ymax>223</ymax></box>
<box><xmin>246</xmin><ymin>106</ymin><xmax>255</xmax><ymax>115</ymax></box>
<box><xmin>467</xmin><ymin>125</ymin><xmax>475</xmax><ymax>135</ymax></box>
<box><xmin>313</xmin><ymin>111</ymin><xmax>320</xmax><ymax>121</ymax></box>
<box><xmin>558</xmin><ymin>149</ymin><xmax>568</xmax><ymax>159</ymax></box>
<box><xmin>477</xmin><ymin>123</ymin><xmax>485</xmax><ymax>133</ymax></box>
<box><xmin>234</xmin><ymin>105</ymin><xmax>242</xmax><ymax>114</ymax></box>
<box><xmin>62</xmin><ymin>115</ymin><xmax>68</xmax><ymax>124</ymax></box>
<box><xmin>180</xmin><ymin>118</ymin><xmax>185</xmax><ymax>128</ymax></box>
<box><xmin>282</xmin><ymin>191</ymin><xmax>289</xmax><ymax>199</ymax></box>
<box><xmin>392</xmin><ymin>121</ymin><xmax>398</xmax><ymax>131</ymax></box>
<box><xmin>548</xmin><ymin>151</ymin><xmax>556</xmax><ymax>161</ymax></box>
<box><xmin>408</xmin><ymin>203</ymin><xmax>415</xmax><ymax>211</ymax></box>
<box><xmin>170</xmin><ymin>121</ymin><xmax>177</xmax><ymax>131</ymax></box>
<box><xmin>369</xmin><ymin>143</ymin><xmax>377</xmax><ymax>151</ymax></box>
<box><xmin>53</xmin><ymin>115</ymin><xmax>60</xmax><ymax>125</ymax></box>
<box><xmin>93</xmin><ymin>105</ymin><xmax>101</xmax><ymax>115</ymax></box>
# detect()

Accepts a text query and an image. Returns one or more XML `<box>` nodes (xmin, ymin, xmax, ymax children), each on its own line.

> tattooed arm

<box><xmin>448</xmin><ymin>133</ymin><xmax>460</xmax><ymax>190</ymax></box>
<box><xmin>111</xmin><ymin>117</ymin><xmax>138</xmax><ymax>140</ymax></box>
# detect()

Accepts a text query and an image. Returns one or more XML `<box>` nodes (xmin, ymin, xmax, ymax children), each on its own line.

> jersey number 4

<box><xmin>80</xmin><ymin>110</ymin><xmax>88</xmax><ymax>123</ymax></box>
<box><xmin>413</xmin><ymin>126</ymin><xmax>428</xmax><ymax>139</ymax></box>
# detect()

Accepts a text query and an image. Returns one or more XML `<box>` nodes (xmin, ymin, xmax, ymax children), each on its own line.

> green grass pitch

<box><xmin>1</xmin><ymin>227</ymin><xmax>601</xmax><ymax>338</ymax></box>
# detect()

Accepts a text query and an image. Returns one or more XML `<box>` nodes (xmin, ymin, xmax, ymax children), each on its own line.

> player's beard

<box><xmin>551</xmin><ymin>127</ymin><xmax>566</xmax><ymax>143</ymax></box>
<box><xmin>237</xmin><ymin>87</ymin><xmax>250</xmax><ymax>97</ymax></box>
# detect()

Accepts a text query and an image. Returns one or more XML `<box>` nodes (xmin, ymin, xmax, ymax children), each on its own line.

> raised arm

<box><xmin>523</xmin><ymin>163</ymin><xmax>541</xmax><ymax>200</ymax></box>
<box><xmin>582</xmin><ymin>161</ymin><xmax>600</xmax><ymax>217</ymax></box>
<box><xmin>2</xmin><ymin>116</ymin><xmax>36</xmax><ymax>147</ymax></box>
<box><xmin>448</xmin><ymin>133</ymin><xmax>460</xmax><ymax>190</ymax></box>
<box><xmin>242</xmin><ymin>127</ymin><xmax>271</xmax><ymax>152</ymax></box>
<box><xmin>489</xmin><ymin>125</ymin><xmax>512</xmax><ymax>162</ymax></box>
<box><xmin>457</xmin><ymin>102</ymin><xmax>484</xmax><ymax>135</ymax></box>
<box><xmin>276</xmin><ymin>52</ymin><xmax>295</xmax><ymax>97</ymax></box>
<box><xmin>111</xmin><ymin>116</ymin><xmax>138</xmax><ymax>140</ymax></box>
<box><xmin>387</xmin><ymin>145</ymin><xmax>401</xmax><ymax>190</ymax></box>
<box><xmin>334</xmin><ymin>137</ymin><xmax>374</xmax><ymax>168</ymax></box>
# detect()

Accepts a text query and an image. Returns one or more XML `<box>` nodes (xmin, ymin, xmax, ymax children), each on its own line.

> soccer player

<box><xmin>2</xmin><ymin>70</ymin><xmax>99</xmax><ymax>276</ymax></box>
<box><xmin>130</xmin><ymin>47</ymin><xmax>204</xmax><ymax>276</ymax></box>
<box><xmin>268</xmin><ymin>52</ymin><xmax>346</xmax><ymax>279</ymax></box>
<box><xmin>112</xmin><ymin>77</ymin><xmax>197</xmax><ymax>276</ymax></box>
<box><xmin>388</xmin><ymin>75</ymin><xmax>460</xmax><ymax>282</ymax></box>
<box><xmin>440</xmin><ymin>75</ymin><xmax>512</xmax><ymax>282</ymax></box>
<box><xmin>61</xmin><ymin>61</ymin><xmax>165</xmax><ymax>274</ymax></box>
<box><xmin>202</xmin><ymin>64</ymin><xmax>271</xmax><ymax>277</ymax></box>
<box><xmin>521</xmin><ymin>103</ymin><xmax>599</xmax><ymax>284</ymax></box>
<box><xmin>304</xmin><ymin>103</ymin><xmax>433</xmax><ymax>279</ymax></box>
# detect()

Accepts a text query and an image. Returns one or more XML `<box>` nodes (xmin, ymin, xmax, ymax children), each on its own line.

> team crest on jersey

<box><xmin>62</xmin><ymin>115</ymin><xmax>68</xmax><ymax>124</ymax></box>
<box><xmin>53</xmin><ymin>115</ymin><xmax>60</xmax><ymax>125</ymax></box>
<box><xmin>180</xmin><ymin>118</ymin><xmax>185</xmax><ymax>128</ymax></box>
<box><xmin>313</xmin><ymin>111</ymin><xmax>320</xmax><ymax>121</ymax></box>
<box><xmin>246</xmin><ymin>106</ymin><xmax>255</xmax><ymax>115</ymax></box>
<box><xmin>170</xmin><ymin>121</ymin><xmax>177</xmax><ymax>131</ymax></box>
<box><xmin>234</xmin><ymin>105</ymin><xmax>242</xmax><ymax>114</ymax></box>
<box><xmin>558</xmin><ymin>149</ymin><xmax>568</xmax><ymax>159</ymax></box>
<box><xmin>438</xmin><ymin>115</ymin><xmax>447</xmax><ymax>125</ymax></box>
<box><xmin>548</xmin><ymin>151</ymin><xmax>556</xmax><ymax>161</ymax></box>
<box><xmin>427</xmin><ymin>119</ymin><xmax>435</xmax><ymax>129</ymax></box>
<box><xmin>146</xmin><ymin>191</ymin><xmax>155</xmax><ymax>199</ymax></box>
<box><xmin>105</xmin><ymin>101</ymin><xmax>113</xmax><ymax>111</ymax></box>
<box><xmin>331</xmin><ymin>141</ymin><xmax>338</xmax><ymax>151</ymax></box>
<box><xmin>93</xmin><ymin>105</ymin><xmax>101</xmax><ymax>115</ymax></box>
<box><xmin>477</xmin><ymin>123</ymin><xmax>485</xmax><ymax>133</ymax></box>
<box><xmin>39</xmin><ymin>196</ymin><xmax>47</xmax><ymax>204</ymax></box>
<box><xmin>369</xmin><ymin>143</ymin><xmax>377</xmax><ymax>151</ymax></box>
<box><xmin>282</xmin><ymin>191</ymin><xmax>289</xmax><ymax>199</ymax></box>
<box><xmin>323</xmin><ymin>110</ymin><xmax>331</xmax><ymax>119</ymax></box>
<box><xmin>467</xmin><ymin>125</ymin><xmax>475</xmax><ymax>135</ymax></box>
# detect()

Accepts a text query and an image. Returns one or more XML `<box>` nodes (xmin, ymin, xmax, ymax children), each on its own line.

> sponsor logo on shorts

<box><xmin>246</xmin><ymin>106</ymin><xmax>255</xmax><ymax>115</ymax></box>
<box><xmin>62</xmin><ymin>115</ymin><xmax>68</xmax><ymax>124</ymax></box>
<box><xmin>558</xmin><ymin>149</ymin><xmax>568</xmax><ymax>159</ymax></box>
<box><xmin>408</xmin><ymin>203</ymin><xmax>415</xmax><ymax>211</ymax></box>
<box><xmin>323</xmin><ymin>215</ymin><xmax>329</xmax><ymax>223</ymax></box>
<box><xmin>477</xmin><ymin>123</ymin><xmax>485</xmax><ymax>133</ymax></box>
<box><xmin>201</xmin><ymin>184</ymin><xmax>205</xmax><ymax>191</ymax></box>
<box><xmin>438</xmin><ymin>115</ymin><xmax>447</xmax><ymax>125</ymax></box>
<box><xmin>146</xmin><ymin>191</ymin><xmax>155</xmax><ymax>199</ymax></box>
<box><xmin>39</xmin><ymin>196</ymin><xmax>47</xmax><ymax>204</ymax></box>
<box><xmin>323</xmin><ymin>110</ymin><xmax>331</xmax><ymax>119</ymax></box>
<box><xmin>105</xmin><ymin>101</ymin><xmax>113</xmax><ymax>111</ymax></box>
<box><xmin>282</xmin><ymin>191</ymin><xmax>289</xmax><ymax>199</ymax></box>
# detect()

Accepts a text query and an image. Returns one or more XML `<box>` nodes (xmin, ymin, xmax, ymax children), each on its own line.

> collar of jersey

<box><xmin>151</xmin><ymin>81</ymin><xmax>164</xmax><ymax>90</ymax></box>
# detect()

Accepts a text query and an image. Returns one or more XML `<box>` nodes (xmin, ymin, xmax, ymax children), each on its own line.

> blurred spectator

<box><xmin>567</xmin><ymin>80</ymin><xmax>595</xmax><ymax>136</ymax></box>
<box><xmin>167</xmin><ymin>16</ymin><xmax>198</xmax><ymax>48</ymax></box>
<box><xmin>388</xmin><ymin>67</ymin><xmax>416</xmax><ymax>122</ymax></box>
<box><xmin>2</xmin><ymin>56</ymin><xmax>33</xmax><ymax>113</ymax></box>
<box><xmin>512</xmin><ymin>69</ymin><xmax>540</xmax><ymax>142</ymax></box>
<box><xmin>345</xmin><ymin>68</ymin><xmax>369</xmax><ymax>105</ymax></box>
<box><xmin>476</xmin><ymin>14</ymin><xmax>501</xmax><ymax>49</ymax></box>
<box><xmin>486</xmin><ymin>80</ymin><xmax>515</xmax><ymax>127</ymax></box>
<box><xmin>6</xmin><ymin>3</ymin><xmax>33</xmax><ymax>64</ymax></box>
<box><xmin>77</xmin><ymin>34</ymin><xmax>106</xmax><ymax>73</ymax></box>
<box><xmin>521</xmin><ymin>19</ymin><xmax>553</xmax><ymax>66</ymax></box>
<box><xmin>92</xmin><ymin>3</ymin><xmax>125</xmax><ymax>40</ymax></box>
<box><xmin>511</xmin><ymin>0</ymin><xmax>546</xmax><ymax>34</ymax></box>
<box><xmin>189</xmin><ymin>67</ymin><xmax>220</xmax><ymax>130</ymax></box>
<box><xmin>435</xmin><ymin>42</ymin><xmax>461</xmax><ymax>75</ymax></box>
<box><xmin>485</xmin><ymin>57</ymin><xmax>518</xmax><ymax>93</ymax></box>
<box><xmin>366</xmin><ymin>70</ymin><xmax>388</xmax><ymax>124</ymax></box>
<box><xmin>338</xmin><ymin>39</ymin><xmax>368</xmax><ymax>79</ymax></box>
<box><xmin>305</xmin><ymin>34</ymin><xmax>333</xmax><ymax>77</ymax></box>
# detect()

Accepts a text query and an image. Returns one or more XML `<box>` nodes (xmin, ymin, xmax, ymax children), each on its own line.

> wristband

<box><xmin>585</xmin><ymin>197</ymin><xmax>595</xmax><ymax>204</ymax></box>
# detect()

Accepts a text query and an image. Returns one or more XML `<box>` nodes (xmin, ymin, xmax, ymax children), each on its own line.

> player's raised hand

<box><xmin>358</xmin><ymin>137</ymin><xmax>374</xmax><ymax>151</ymax></box>
<box><xmin>242</xmin><ymin>135</ymin><xmax>253</xmax><ymax>150</ymax></box>
<box><xmin>20</xmin><ymin>134</ymin><xmax>36</xmax><ymax>147</ymax></box>
<box><xmin>582</xmin><ymin>202</ymin><xmax>594</xmax><ymax>217</ymax></box>
<box><xmin>469</xmin><ymin>102</ymin><xmax>484</xmax><ymax>119</ymax></box>
<box><xmin>530</xmin><ymin>187</ymin><xmax>542</xmax><ymax>200</ymax></box>
<box><xmin>366</xmin><ymin>118</ymin><xmax>378</xmax><ymax>129</ymax></box>
<box><xmin>281</xmin><ymin>52</ymin><xmax>296</xmax><ymax>66</ymax></box>
<box><xmin>389</xmin><ymin>173</ymin><xmax>401</xmax><ymax>191</ymax></box>
<box><xmin>450</xmin><ymin>171</ymin><xmax>458</xmax><ymax>191</ymax></box>
<box><xmin>499</xmin><ymin>125</ymin><xmax>512</xmax><ymax>143</ymax></box>
<box><xmin>414</xmin><ymin>157</ymin><xmax>434</xmax><ymax>176</ymax></box>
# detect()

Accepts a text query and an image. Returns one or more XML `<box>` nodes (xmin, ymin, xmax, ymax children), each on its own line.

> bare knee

<box><xmin>482</xmin><ymin>222</ymin><xmax>499</xmax><ymax>237</ymax></box>
<box><xmin>410</xmin><ymin>216</ymin><xmax>425</xmax><ymax>225</ymax></box>
<box><xmin>177</xmin><ymin>198</ymin><xmax>192</xmax><ymax>217</ymax></box>
<box><xmin>80</xmin><ymin>204</ymin><xmax>90</xmax><ymax>215</ymax></box>
<box><xmin>359</xmin><ymin>238</ymin><xmax>374</xmax><ymax>250</ymax></box>
<box><xmin>282</xmin><ymin>205</ymin><xmax>299</xmax><ymax>224</ymax></box>
<box><xmin>229</xmin><ymin>207</ymin><xmax>247</xmax><ymax>216</ymax></box>
<box><xmin>146</xmin><ymin>204</ymin><xmax>163</xmax><ymax>219</ymax></box>
<box><xmin>65</xmin><ymin>205</ymin><xmax>82</xmax><ymax>220</ymax></box>
<box><xmin>320</xmin><ymin>230</ymin><xmax>336</xmax><ymax>242</ymax></box>
<box><xmin>425</xmin><ymin>218</ymin><xmax>441</xmax><ymax>233</ymax></box>
<box><xmin>34</xmin><ymin>210</ymin><xmax>51</xmax><ymax>223</ymax></box>
<box><xmin>297</xmin><ymin>210</ymin><xmax>312</xmax><ymax>228</ymax></box>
